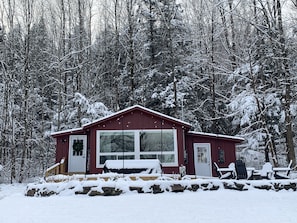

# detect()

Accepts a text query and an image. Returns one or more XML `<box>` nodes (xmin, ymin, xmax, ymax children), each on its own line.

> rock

<box><xmin>254</xmin><ymin>184</ymin><xmax>272</xmax><ymax>190</ymax></box>
<box><xmin>75</xmin><ymin>186</ymin><xmax>93</xmax><ymax>195</ymax></box>
<box><xmin>190</xmin><ymin>184</ymin><xmax>199</xmax><ymax>192</ymax></box>
<box><xmin>171</xmin><ymin>184</ymin><xmax>185</xmax><ymax>192</ymax></box>
<box><xmin>25</xmin><ymin>188</ymin><xmax>38</xmax><ymax>197</ymax></box>
<box><xmin>101</xmin><ymin>187</ymin><xmax>122</xmax><ymax>196</ymax></box>
<box><xmin>129</xmin><ymin>186</ymin><xmax>144</xmax><ymax>193</ymax></box>
<box><xmin>150</xmin><ymin>184</ymin><xmax>164</xmax><ymax>194</ymax></box>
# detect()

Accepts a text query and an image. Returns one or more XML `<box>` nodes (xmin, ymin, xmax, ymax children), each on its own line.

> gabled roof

<box><xmin>84</xmin><ymin>105</ymin><xmax>192</xmax><ymax>128</ymax></box>
<box><xmin>187</xmin><ymin>131</ymin><xmax>244</xmax><ymax>142</ymax></box>
<box><xmin>51</xmin><ymin>105</ymin><xmax>192</xmax><ymax>137</ymax></box>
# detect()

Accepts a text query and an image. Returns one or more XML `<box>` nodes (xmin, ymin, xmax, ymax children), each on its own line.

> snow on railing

<box><xmin>45</xmin><ymin>158</ymin><xmax>66</xmax><ymax>178</ymax></box>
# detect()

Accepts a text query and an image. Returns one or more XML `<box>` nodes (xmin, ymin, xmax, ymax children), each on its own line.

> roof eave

<box><xmin>50</xmin><ymin>127</ymin><xmax>84</xmax><ymax>137</ymax></box>
<box><xmin>187</xmin><ymin>131</ymin><xmax>245</xmax><ymax>142</ymax></box>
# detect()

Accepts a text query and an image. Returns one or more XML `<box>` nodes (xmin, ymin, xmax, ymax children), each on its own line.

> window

<box><xmin>98</xmin><ymin>131</ymin><xmax>135</xmax><ymax>165</ymax></box>
<box><xmin>197</xmin><ymin>147</ymin><xmax>208</xmax><ymax>163</ymax></box>
<box><xmin>100</xmin><ymin>132</ymin><xmax>134</xmax><ymax>153</ymax></box>
<box><xmin>140</xmin><ymin>131</ymin><xmax>174</xmax><ymax>152</ymax></box>
<box><xmin>218</xmin><ymin>149</ymin><xmax>225</xmax><ymax>164</ymax></box>
<box><xmin>96</xmin><ymin>129</ymin><xmax>177</xmax><ymax>167</ymax></box>
<box><xmin>72</xmin><ymin>139</ymin><xmax>84</xmax><ymax>156</ymax></box>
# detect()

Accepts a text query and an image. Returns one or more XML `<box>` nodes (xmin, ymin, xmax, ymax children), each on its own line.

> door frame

<box><xmin>68</xmin><ymin>135</ymin><xmax>87</xmax><ymax>173</ymax></box>
<box><xmin>193</xmin><ymin>143</ymin><xmax>212</xmax><ymax>177</ymax></box>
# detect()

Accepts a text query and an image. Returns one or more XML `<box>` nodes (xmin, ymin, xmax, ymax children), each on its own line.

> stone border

<box><xmin>25</xmin><ymin>178</ymin><xmax>297</xmax><ymax>197</ymax></box>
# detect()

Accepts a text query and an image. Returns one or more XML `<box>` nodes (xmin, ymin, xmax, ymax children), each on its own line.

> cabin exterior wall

<box><xmin>185</xmin><ymin>134</ymin><xmax>237</xmax><ymax>176</ymax></box>
<box><xmin>52</xmin><ymin>106</ymin><xmax>243</xmax><ymax>176</ymax></box>
<box><xmin>86</xmin><ymin>109</ymin><xmax>189</xmax><ymax>174</ymax></box>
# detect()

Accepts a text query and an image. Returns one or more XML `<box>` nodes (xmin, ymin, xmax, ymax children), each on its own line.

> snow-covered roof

<box><xmin>188</xmin><ymin>131</ymin><xmax>245</xmax><ymax>142</ymax></box>
<box><xmin>51</xmin><ymin>105</ymin><xmax>192</xmax><ymax>136</ymax></box>
<box><xmin>51</xmin><ymin>127</ymin><xmax>84</xmax><ymax>137</ymax></box>
<box><xmin>51</xmin><ymin>105</ymin><xmax>244</xmax><ymax>142</ymax></box>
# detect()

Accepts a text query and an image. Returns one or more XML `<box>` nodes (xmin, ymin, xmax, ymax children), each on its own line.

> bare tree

<box><xmin>19</xmin><ymin>0</ymin><xmax>35</xmax><ymax>183</ymax></box>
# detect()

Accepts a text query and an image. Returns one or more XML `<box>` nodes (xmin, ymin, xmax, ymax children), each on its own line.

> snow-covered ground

<box><xmin>1</xmin><ymin>183</ymin><xmax>297</xmax><ymax>223</ymax></box>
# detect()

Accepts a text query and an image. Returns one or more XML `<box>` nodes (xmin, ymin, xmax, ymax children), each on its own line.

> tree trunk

<box><xmin>276</xmin><ymin>0</ymin><xmax>296</xmax><ymax>167</ymax></box>
<box><xmin>19</xmin><ymin>0</ymin><xmax>33</xmax><ymax>183</ymax></box>
<box><xmin>126</xmin><ymin>0</ymin><xmax>135</xmax><ymax>105</ymax></box>
<box><xmin>77</xmin><ymin>0</ymin><xmax>84</xmax><ymax>126</ymax></box>
<box><xmin>210</xmin><ymin>3</ymin><xmax>217</xmax><ymax>133</ymax></box>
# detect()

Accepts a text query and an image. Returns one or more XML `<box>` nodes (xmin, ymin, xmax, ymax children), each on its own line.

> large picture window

<box><xmin>140</xmin><ymin>131</ymin><xmax>174</xmax><ymax>152</ymax></box>
<box><xmin>98</xmin><ymin>131</ymin><xmax>135</xmax><ymax>165</ymax></box>
<box><xmin>96</xmin><ymin>129</ymin><xmax>177</xmax><ymax>167</ymax></box>
<box><xmin>100</xmin><ymin>132</ymin><xmax>134</xmax><ymax>153</ymax></box>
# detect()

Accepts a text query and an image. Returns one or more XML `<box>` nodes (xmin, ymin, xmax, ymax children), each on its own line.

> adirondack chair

<box><xmin>251</xmin><ymin>163</ymin><xmax>273</xmax><ymax>180</ymax></box>
<box><xmin>234</xmin><ymin>160</ymin><xmax>249</xmax><ymax>180</ymax></box>
<box><xmin>213</xmin><ymin>162</ymin><xmax>236</xmax><ymax>179</ymax></box>
<box><xmin>273</xmin><ymin>160</ymin><xmax>292</xmax><ymax>179</ymax></box>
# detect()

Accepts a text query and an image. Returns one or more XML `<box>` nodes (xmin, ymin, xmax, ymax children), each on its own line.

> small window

<box><xmin>218</xmin><ymin>149</ymin><xmax>225</xmax><ymax>164</ymax></box>
<box><xmin>197</xmin><ymin>147</ymin><xmax>208</xmax><ymax>163</ymax></box>
<box><xmin>73</xmin><ymin>139</ymin><xmax>83</xmax><ymax>156</ymax></box>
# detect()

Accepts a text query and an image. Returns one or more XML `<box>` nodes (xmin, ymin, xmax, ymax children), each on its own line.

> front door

<box><xmin>68</xmin><ymin>135</ymin><xmax>87</xmax><ymax>173</ymax></box>
<box><xmin>194</xmin><ymin>143</ymin><xmax>212</xmax><ymax>177</ymax></box>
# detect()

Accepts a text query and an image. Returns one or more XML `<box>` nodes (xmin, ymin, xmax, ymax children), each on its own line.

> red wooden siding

<box><xmin>51</xmin><ymin>105</ymin><xmax>243</xmax><ymax>176</ymax></box>
<box><xmin>185</xmin><ymin>132</ymin><xmax>240</xmax><ymax>176</ymax></box>
<box><xmin>86</xmin><ymin>109</ymin><xmax>190</xmax><ymax>174</ymax></box>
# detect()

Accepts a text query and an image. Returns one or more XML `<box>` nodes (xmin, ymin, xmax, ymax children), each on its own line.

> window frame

<box><xmin>96</xmin><ymin>129</ymin><xmax>178</xmax><ymax>168</ymax></box>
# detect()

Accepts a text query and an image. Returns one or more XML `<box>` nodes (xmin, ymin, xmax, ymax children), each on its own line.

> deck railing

<box><xmin>45</xmin><ymin>158</ymin><xmax>65</xmax><ymax>178</ymax></box>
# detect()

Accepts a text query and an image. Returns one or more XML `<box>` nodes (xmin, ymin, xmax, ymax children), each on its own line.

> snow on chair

<box><xmin>213</xmin><ymin>162</ymin><xmax>236</xmax><ymax>179</ymax></box>
<box><xmin>251</xmin><ymin>162</ymin><xmax>273</xmax><ymax>180</ymax></box>
<box><xmin>273</xmin><ymin>160</ymin><xmax>293</xmax><ymax>179</ymax></box>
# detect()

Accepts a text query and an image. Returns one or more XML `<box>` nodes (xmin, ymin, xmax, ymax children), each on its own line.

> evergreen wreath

<box><xmin>73</xmin><ymin>140</ymin><xmax>83</xmax><ymax>154</ymax></box>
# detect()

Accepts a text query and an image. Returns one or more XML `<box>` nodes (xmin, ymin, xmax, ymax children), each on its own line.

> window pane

<box><xmin>197</xmin><ymin>147</ymin><xmax>208</xmax><ymax>163</ymax></box>
<box><xmin>140</xmin><ymin>131</ymin><xmax>174</xmax><ymax>152</ymax></box>
<box><xmin>218</xmin><ymin>149</ymin><xmax>225</xmax><ymax>164</ymax></box>
<box><xmin>100</xmin><ymin>132</ymin><xmax>134</xmax><ymax>153</ymax></box>
<box><xmin>140</xmin><ymin>154</ymin><xmax>157</xmax><ymax>159</ymax></box>
<box><xmin>118</xmin><ymin>155</ymin><xmax>134</xmax><ymax>160</ymax></box>
<box><xmin>100</xmin><ymin>155</ymin><xmax>116</xmax><ymax>165</ymax></box>
<box><xmin>158</xmin><ymin>154</ymin><xmax>175</xmax><ymax>163</ymax></box>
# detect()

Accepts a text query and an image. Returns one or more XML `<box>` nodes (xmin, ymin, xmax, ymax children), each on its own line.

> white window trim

<box><xmin>96</xmin><ymin>129</ymin><xmax>178</xmax><ymax>168</ymax></box>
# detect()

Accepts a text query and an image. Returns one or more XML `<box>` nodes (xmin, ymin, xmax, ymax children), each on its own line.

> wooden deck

<box><xmin>44</xmin><ymin>158</ymin><xmax>199</xmax><ymax>182</ymax></box>
<box><xmin>45</xmin><ymin>173</ymin><xmax>199</xmax><ymax>182</ymax></box>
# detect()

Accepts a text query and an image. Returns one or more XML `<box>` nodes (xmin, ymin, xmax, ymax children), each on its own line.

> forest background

<box><xmin>0</xmin><ymin>0</ymin><xmax>297</xmax><ymax>183</ymax></box>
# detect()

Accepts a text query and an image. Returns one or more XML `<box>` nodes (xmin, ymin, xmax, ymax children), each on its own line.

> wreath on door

<box><xmin>73</xmin><ymin>140</ymin><xmax>83</xmax><ymax>155</ymax></box>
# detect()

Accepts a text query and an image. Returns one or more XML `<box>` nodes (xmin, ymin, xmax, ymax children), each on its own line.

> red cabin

<box><xmin>51</xmin><ymin>105</ymin><xmax>244</xmax><ymax>177</ymax></box>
